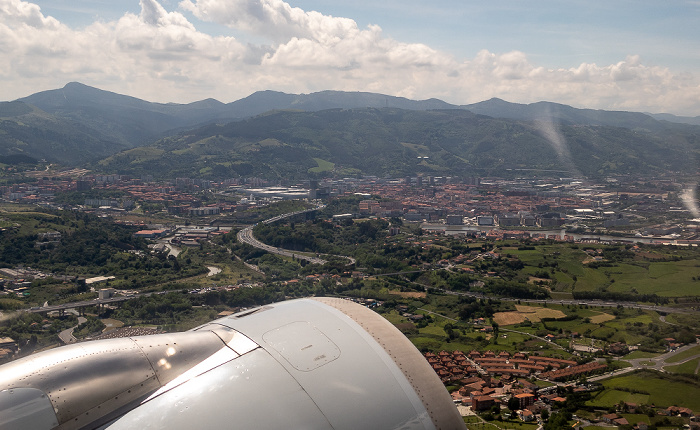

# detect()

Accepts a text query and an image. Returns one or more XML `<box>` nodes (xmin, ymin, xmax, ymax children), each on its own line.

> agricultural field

<box><xmin>490</xmin><ymin>301</ymin><xmax>696</xmax><ymax>355</ymax></box>
<box><xmin>617</xmin><ymin>413</ymin><xmax>688</xmax><ymax>429</ymax></box>
<box><xmin>308</xmin><ymin>158</ymin><xmax>335</xmax><ymax>173</ymax></box>
<box><xmin>587</xmin><ymin>390</ymin><xmax>650</xmax><ymax>408</ymax></box>
<box><xmin>664</xmin><ymin>358</ymin><xmax>700</xmax><ymax>375</ymax></box>
<box><xmin>589</xmin><ymin>311</ymin><xmax>616</xmax><ymax>324</ymax></box>
<box><xmin>493</xmin><ymin>305</ymin><xmax>567</xmax><ymax>326</ymax></box>
<box><xmin>597</xmin><ymin>260</ymin><xmax>700</xmax><ymax>296</ymax></box>
<box><xmin>587</xmin><ymin>371</ymin><xmax>700</xmax><ymax>411</ymax></box>
<box><xmin>504</xmin><ymin>242</ymin><xmax>700</xmax><ymax>297</ymax></box>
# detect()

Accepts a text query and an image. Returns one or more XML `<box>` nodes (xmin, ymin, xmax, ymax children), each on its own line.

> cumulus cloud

<box><xmin>0</xmin><ymin>0</ymin><xmax>60</xmax><ymax>28</ymax></box>
<box><xmin>1</xmin><ymin>0</ymin><xmax>700</xmax><ymax>116</ymax></box>
<box><xmin>179</xmin><ymin>0</ymin><xmax>358</xmax><ymax>44</ymax></box>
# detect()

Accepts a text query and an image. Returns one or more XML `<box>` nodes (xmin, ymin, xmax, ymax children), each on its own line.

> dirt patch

<box><xmin>389</xmin><ymin>290</ymin><xmax>427</xmax><ymax>299</ymax></box>
<box><xmin>589</xmin><ymin>312</ymin><xmax>616</xmax><ymax>324</ymax></box>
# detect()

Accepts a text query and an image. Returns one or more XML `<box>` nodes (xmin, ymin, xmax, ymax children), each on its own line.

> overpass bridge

<box><xmin>28</xmin><ymin>295</ymin><xmax>136</xmax><ymax>316</ymax></box>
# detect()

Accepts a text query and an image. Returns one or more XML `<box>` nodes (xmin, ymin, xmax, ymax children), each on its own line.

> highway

<box><xmin>237</xmin><ymin>224</ymin><xmax>328</xmax><ymax>265</ymax></box>
<box><xmin>236</xmin><ymin>204</ymin><xmax>356</xmax><ymax>266</ymax></box>
<box><xmin>58</xmin><ymin>316</ymin><xmax>86</xmax><ymax>344</ymax></box>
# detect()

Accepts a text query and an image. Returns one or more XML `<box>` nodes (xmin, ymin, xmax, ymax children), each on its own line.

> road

<box><xmin>236</xmin><ymin>204</ymin><xmax>355</xmax><ymax>266</ymax></box>
<box><xmin>237</xmin><ymin>208</ymin><xmax>692</xmax><ymax>317</ymax></box>
<box><xmin>58</xmin><ymin>316</ymin><xmax>86</xmax><ymax>344</ymax></box>
<box><xmin>237</xmin><ymin>225</ymin><xmax>328</xmax><ymax>265</ymax></box>
<box><xmin>583</xmin><ymin>342</ymin><xmax>700</xmax><ymax>382</ymax></box>
<box><xmin>28</xmin><ymin>295</ymin><xmax>140</xmax><ymax>314</ymax></box>
<box><xmin>624</xmin><ymin>343</ymin><xmax>700</xmax><ymax>372</ymax></box>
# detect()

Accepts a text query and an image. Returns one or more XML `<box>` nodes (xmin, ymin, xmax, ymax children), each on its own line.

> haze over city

<box><xmin>3</xmin><ymin>0</ymin><xmax>700</xmax><ymax>116</ymax></box>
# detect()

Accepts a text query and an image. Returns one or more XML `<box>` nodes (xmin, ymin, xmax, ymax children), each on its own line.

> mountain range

<box><xmin>1</xmin><ymin>82</ymin><xmax>699</xmax><ymax>179</ymax></box>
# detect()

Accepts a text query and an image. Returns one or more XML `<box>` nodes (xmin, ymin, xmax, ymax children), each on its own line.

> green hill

<box><xmin>97</xmin><ymin>108</ymin><xmax>700</xmax><ymax>180</ymax></box>
<box><xmin>0</xmin><ymin>101</ymin><xmax>129</xmax><ymax>165</ymax></box>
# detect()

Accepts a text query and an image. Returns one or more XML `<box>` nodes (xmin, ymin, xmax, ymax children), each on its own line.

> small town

<box><xmin>4</xmin><ymin>171</ymin><xmax>699</xmax><ymax>244</ymax></box>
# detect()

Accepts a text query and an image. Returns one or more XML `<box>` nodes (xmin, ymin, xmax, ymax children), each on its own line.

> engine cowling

<box><xmin>0</xmin><ymin>298</ymin><xmax>465</xmax><ymax>430</ymax></box>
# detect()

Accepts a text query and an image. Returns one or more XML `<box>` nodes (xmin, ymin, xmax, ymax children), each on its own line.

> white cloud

<box><xmin>1</xmin><ymin>0</ymin><xmax>700</xmax><ymax>116</ymax></box>
<box><xmin>179</xmin><ymin>0</ymin><xmax>358</xmax><ymax>44</ymax></box>
<box><xmin>0</xmin><ymin>0</ymin><xmax>60</xmax><ymax>28</ymax></box>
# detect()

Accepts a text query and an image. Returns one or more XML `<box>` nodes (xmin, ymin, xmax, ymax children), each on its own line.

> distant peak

<box><xmin>63</xmin><ymin>82</ymin><xmax>90</xmax><ymax>89</ymax></box>
<box><xmin>61</xmin><ymin>82</ymin><xmax>105</xmax><ymax>94</ymax></box>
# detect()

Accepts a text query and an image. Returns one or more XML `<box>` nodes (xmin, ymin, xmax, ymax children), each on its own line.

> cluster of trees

<box><xmin>427</xmin><ymin>270</ymin><xmax>549</xmax><ymax>300</ymax></box>
<box><xmin>253</xmin><ymin>217</ymin><xmax>391</xmax><ymax>256</ymax></box>
<box><xmin>0</xmin><ymin>311</ymin><xmax>77</xmax><ymax>354</ymax></box>
<box><xmin>620</xmin><ymin>318</ymin><xmax>698</xmax><ymax>349</ymax></box>
<box><xmin>457</xmin><ymin>296</ymin><xmax>496</xmax><ymax>320</ymax></box>
<box><xmin>73</xmin><ymin>316</ymin><xmax>106</xmax><ymax>339</ymax></box>
<box><xmin>0</xmin><ymin>210</ymin><xmax>204</xmax><ymax>290</ymax></box>
<box><xmin>111</xmin><ymin>292</ymin><xmax>197</xmax><ymax>326</ymax></box>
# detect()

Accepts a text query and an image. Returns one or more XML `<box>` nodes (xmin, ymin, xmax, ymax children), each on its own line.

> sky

<box><xmin>3</xmin><ymin>0</ymin><xmax>700</xmax><ymax>116</ymax></box>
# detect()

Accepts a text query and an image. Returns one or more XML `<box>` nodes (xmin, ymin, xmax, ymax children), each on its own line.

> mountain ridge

<box><xmin>17</xmin><ymin>82</ymin><xmax>700</xmax><ymax>128</ymax></box>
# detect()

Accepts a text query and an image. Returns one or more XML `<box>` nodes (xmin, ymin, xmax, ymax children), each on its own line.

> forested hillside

<box><xmin>98</xmin><ymin>108</ymin><xmax>700</xmax><ymax>180</ymax></box>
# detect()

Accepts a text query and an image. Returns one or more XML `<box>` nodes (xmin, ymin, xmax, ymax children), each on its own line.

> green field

<box><xmin>587</xmin><ymin>389</ymin><xmax>650</xmax><ymax>409</ymax></box>
<box><xmin>308</xmin><ymin>158</ymin><xmax>335</xmax><ymax>173</ymax></box>
<box><xmin>664</xmin><ymin>357</ymin><xmax>700</xmax><ymax>375</ymax></box>
<box><xmin>587</xmin><ymin>371</ymin><xmax>700</xmax><ymax>410</ymax></box>
<box><xmin>506</xmin><ymin>243</ymin><xmax>700</xmax><ymax>297</ymax></box>
<box><xmin>665</xmin><ymin>313</ymin><xmax>700</xmax><ymax>329</ymax></box>
<box><xmin>604</xmin><ymin>260</ymin><xmax>700</xmax><ymax>296</ymax></box>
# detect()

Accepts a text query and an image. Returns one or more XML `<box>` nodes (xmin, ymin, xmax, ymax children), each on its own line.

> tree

<box><xmin>507</xmin><ymin>396</ymin><xmax>519</xmax><ymax>411</ymax></box>
<box><xmin>544</xmin><ymin>411</ymin><xmax>570</xmax><ymax>430</ymax></box>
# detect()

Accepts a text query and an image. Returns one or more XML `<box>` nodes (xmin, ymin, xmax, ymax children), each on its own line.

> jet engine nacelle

<box><xmin>0</xmin><ymin>298</ymin><xmax>465</xmax><ymax>429</ymax></box>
